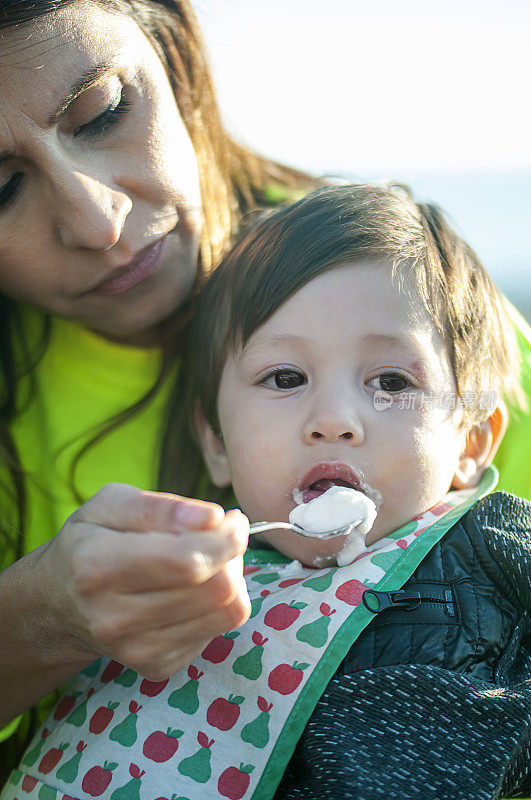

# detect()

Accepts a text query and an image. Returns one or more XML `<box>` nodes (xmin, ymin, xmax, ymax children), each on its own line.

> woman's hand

<box><xmin>44</xmin><ymin>483</ymin><xmax>251</xmax><ymax>681</ymax></box>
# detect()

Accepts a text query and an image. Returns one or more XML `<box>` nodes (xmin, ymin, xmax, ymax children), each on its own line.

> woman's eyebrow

<box><xmin>48</xmin><ymin>59</ymin><xmax>118</xmax><ymax>125</ymax></box>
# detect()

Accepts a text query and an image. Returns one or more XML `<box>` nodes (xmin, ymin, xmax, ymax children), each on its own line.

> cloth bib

<box><xmin>2</xmin><ymin>468</ymin><xmax>496</xmax><ymax>800</ymax></box>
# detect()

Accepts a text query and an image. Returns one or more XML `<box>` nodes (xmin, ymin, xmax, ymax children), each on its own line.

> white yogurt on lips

<box><xmin>289</xmin><ymin>485</ymin><xmax>377</xmax><ymax>566</ymax></box>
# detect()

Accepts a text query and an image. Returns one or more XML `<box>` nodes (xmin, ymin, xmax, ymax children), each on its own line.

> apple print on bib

<box><xmin>2</xmin><ymin>474</ymin><xmax>496</xmax><ymax>800</ymax></box>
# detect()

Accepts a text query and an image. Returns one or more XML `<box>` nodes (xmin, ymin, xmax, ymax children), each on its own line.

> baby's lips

<box><xmin>297</xmin><ymin>461</ymin><xmax>363</xmax><ymax>496</ymax></box>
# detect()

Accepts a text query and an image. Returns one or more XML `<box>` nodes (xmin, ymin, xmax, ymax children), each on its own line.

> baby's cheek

<box><xmin>228</xmin><ymin>451</ymin><xmax>281</xmax><ymax>521</ymax></box>
<box><xmin>404</xmin><ymin>445</ymin><xmax>459</xmax><ymax>513</ymax></box>
<box><xmin>374</xmin><ymin>439</ymin><xmax>433</xmax><ymax>515</ymax></box>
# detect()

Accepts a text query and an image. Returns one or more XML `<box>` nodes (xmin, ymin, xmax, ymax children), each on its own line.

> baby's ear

<box><xmin>194</xmin><ymin>404</ymin><xmax>232</xmax><ymax>488</ymax></box>
<box><xmin>452</xmin><ymin>400</ymin><xmax>508</xmax><ymax>489</ymax></box>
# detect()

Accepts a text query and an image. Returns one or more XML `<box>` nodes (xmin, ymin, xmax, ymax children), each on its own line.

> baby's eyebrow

<box><xmin>241</xmin><ymin>332</ymin><xmax>307</xmax><ymax>356</ymax></box>
<box><xmin>360</xmin><ymin>333</ymin><xmax>413</xmax><ymax>349</ymax></box>
<box><xmin>361</xmin><ymin>333</ymin><xmax>435</xmax><ymax>378</ymax></box>
<box><xmin>242</xmin><ymin>331</ymin><xmax>423</xmax><ymax>359</ymax></box>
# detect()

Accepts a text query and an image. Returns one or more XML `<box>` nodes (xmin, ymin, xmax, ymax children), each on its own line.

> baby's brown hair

<box><xmin>172</xmin><ymin>183</ymin><xmax>522</xmax><ymax>500</ymax></box>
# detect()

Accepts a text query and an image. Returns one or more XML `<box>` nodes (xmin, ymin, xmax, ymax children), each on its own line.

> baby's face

<box><xmin>213</xmin><ymin>262</ymin><xmax>469</xmax><ymax>566</ymax></box>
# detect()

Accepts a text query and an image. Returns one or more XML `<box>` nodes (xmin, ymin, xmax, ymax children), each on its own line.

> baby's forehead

<box><xmin>253</xmin><ymin>258</ymin><xmax>440</xmax><ymax>331</ymax></box>
<box><xmin>237</xmin><ymin>263</ymin><xmax>452</xmax><ymax>368</ymax></box>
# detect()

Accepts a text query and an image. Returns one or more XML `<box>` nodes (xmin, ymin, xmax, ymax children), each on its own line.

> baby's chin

<box><xmin>260</xmin><ymin>529</ymin><xmax>348</xmax><ymax>569</ymax></box>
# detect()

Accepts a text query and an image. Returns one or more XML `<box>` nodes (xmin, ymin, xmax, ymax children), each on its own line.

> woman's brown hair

<box><xmin>0</xmin><ymin>0</ymin><xmax>320</xmax><ymax>563</ymax></box>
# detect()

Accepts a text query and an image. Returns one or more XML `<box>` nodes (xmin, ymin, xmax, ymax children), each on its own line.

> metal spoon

<box><xmin>249</xmin><ymin>518</ymin><xmax>363</xmax><ymax>540</ymax></box>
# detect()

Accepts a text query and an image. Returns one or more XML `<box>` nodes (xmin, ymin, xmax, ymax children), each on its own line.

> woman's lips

<box><xmin>91</xmin><ymin>237</ymin><xmax>165</xmax><ymax>296</ymax></box>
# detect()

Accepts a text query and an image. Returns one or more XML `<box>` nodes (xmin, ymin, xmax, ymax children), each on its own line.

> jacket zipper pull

<box><xmin>362</xmin><ymin>589</ymin><xmax>421</xmax><ymax>613</ymax></box>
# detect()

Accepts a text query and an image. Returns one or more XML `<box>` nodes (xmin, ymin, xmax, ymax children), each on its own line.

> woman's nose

<box><xmin>302</xmin><ymin>398</ymin><xmax>364</xmax><ymax>445</ymax></box>
<box><xmin>54</xmin><ymin>170</ymin><xmax>132</xmax><ymax>251</ymax></box>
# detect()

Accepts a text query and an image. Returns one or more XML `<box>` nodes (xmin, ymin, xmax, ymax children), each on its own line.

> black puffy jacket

<box><xmin>274</xmin><ymin>491</ymin><xmax>531</xmax><ymax>800</ymax></box>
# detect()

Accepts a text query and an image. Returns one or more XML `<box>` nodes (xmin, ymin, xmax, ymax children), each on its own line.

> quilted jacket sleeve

<box><xmin>466</xmin><ymin>491</ymin><xmax>531</xmax><ymax>625</ymax></box>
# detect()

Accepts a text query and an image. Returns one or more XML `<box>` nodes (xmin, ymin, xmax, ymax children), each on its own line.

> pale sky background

<box><xmin>193</xmin><ymin>0</ymin><xmax>531</xmax><ymax>319</ymax></box>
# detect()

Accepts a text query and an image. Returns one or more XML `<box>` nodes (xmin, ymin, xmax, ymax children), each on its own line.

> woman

<box><xmin>0</xmin><ymin>0</ymin><xmax>317</xmax><ymax>779</ymax></box>
<box><xmin>0</xmin><ymin>0</ymin><xmax>529</xmax><ymax>787</ymax></box>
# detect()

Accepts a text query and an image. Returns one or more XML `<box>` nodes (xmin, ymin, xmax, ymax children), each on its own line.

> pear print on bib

<box><xmin>232</xmin><ymin>633</ymin><xmax>268</xmax><ymax>680</ymax></box>
<box><xmin>168</xmin><ymin>666</ymin><xmax>203</xmax><ymax>713</ymax></box>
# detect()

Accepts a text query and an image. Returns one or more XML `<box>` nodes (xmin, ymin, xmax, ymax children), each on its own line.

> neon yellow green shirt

<box><xmin>1</xmin><ymin>307</ymin><xmax>173</xmax><ymax>745</ymax></box>
<box><xmin>493</xmin><ymin>303</ymin><xmax>531</xmax><ymax>500</ymax></box>
<box><xmin>8</xmin><ymin>312</ymin><xmax>171</xmax><ymax>561</ymax></box>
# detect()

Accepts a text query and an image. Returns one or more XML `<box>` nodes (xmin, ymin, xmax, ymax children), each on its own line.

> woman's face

<box><xmin>0</xmin><ymin>2</ymin><xmax>202</xmax><ymax>343</ymax></box>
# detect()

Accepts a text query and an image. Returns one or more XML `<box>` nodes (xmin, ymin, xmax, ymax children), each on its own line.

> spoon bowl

<box><xmin>249</xmin><ymin>518</ymin><xmax>363</xmax><ymax>540</ymax></box>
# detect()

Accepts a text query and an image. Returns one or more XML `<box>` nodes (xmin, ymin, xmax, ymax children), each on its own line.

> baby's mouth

<box><xmin>300</xmin><ymin>478</ymin><xmax>357</xmax><ymax>504</ymax></box>
<box><xmin>293</xmin><ymin>461</ymin><xmax>382</xmax><ymax>511</ymax></box>
<box><xmin>293</xmin><ymin>462</ymin><xmax>363</xmax><ymax>505</ymax></box>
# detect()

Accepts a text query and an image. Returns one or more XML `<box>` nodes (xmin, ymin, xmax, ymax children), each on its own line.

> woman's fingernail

<box><xmin>175</xmin><ymin>502</ymin><xmax>222</xmax><ymax>527</ymax></box>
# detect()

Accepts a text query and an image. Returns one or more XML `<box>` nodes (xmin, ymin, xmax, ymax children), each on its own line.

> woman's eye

<box><xmin>262</xmin><ymin>369</ymin><xmax>306</xmax><ymax>390</ymax></box>
<box><xmin>369</xmin><ymin>372</ymin><xmax>410</xmax><ymax>393</ymax></box>
<box><xmin>73</xmin><ymin>89</ymin><xmax>131</xmax><ymax>139</ymax></box>
<box><xmin>0</xmin><ymin>172</ymin><xmax>23</xmax><ymax>211</ymax></box>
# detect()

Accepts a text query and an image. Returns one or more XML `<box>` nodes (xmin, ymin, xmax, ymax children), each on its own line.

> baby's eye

<box><xmin>261</xmin><ymin>368</ymin><xmax>306</xmax><ymax>390</ymax></box>
<box><xmin>367</xmin><ymin>372</ymin><xmax>411</xmax><ymax>393</ymax></box>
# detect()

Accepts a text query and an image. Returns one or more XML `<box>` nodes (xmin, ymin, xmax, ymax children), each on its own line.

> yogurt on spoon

<box><xmin>289</xmin><ymin>484</ymin><xmax>377</xmax><ymax>566</ymax></box>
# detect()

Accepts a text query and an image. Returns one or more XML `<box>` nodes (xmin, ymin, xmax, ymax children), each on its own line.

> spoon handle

<box><xmin>249</xmin><ymin>521</ymin><xmax>299</xmax><ymax>535</ymax></box>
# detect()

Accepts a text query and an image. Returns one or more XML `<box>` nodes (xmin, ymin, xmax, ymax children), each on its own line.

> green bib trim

<box><xmin>253</xmin><ymin>466</ymin><xmax>497</xmax><ymax>799</ymax></box>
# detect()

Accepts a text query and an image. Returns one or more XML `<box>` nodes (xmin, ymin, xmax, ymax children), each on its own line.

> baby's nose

<box><xmin>303</xmin><ymin>412</ymin><xmax>364</xmax><ymax>445</ymax></box>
